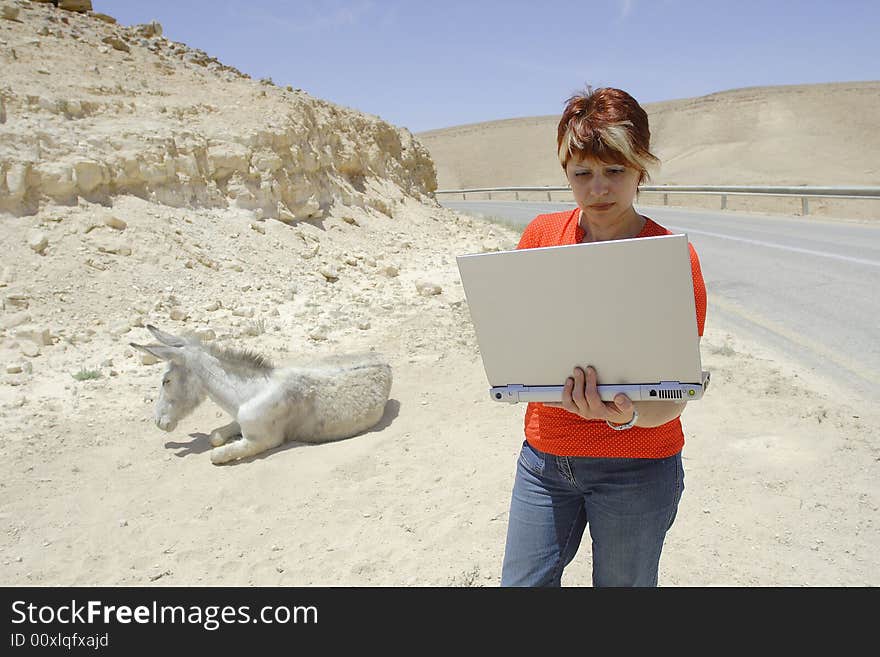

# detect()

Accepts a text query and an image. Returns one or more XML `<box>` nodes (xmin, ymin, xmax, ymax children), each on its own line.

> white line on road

<box><xmin>668</xmin><ymin>226</ymin><xmax>880</xmax><ymax>268</ymax></box>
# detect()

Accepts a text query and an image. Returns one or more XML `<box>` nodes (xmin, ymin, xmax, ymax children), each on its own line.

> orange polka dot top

<box><xmin>517</xmin><ymin>208</ymin><xmax>707</xmax><ymax>459</ymax></box>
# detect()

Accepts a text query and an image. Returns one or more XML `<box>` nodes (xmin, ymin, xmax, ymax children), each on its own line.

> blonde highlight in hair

<box><xmin>556</xmin><ymin>87</ymin><xmax>659</xmax><ymax>184</ymax></box>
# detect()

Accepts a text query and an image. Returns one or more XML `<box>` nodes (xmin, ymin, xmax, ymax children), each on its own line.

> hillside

<box><xmin>417</xmin><ymin>81</ymin><xmax>880</xmax><ymax>190</ymax></box>
<box><xmin>0</xmin><ymin>2</ymin><xmax>437</xmax><ymax>217</ymax></box>
<box><xmin>1</xmin><ymin>1</ymin><xmax>877</xmax><ymax>588</ymax></box>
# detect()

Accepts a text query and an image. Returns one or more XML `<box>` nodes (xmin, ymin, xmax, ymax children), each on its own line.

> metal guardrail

<box><xmin>434</xmin><ymin>185</ymin><xmax>880</xmax><ymax>215</ymax></box>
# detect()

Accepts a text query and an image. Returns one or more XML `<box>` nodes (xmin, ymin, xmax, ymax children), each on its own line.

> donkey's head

<box><xmin>130</xmin><ymin>325</ymin><xmax>207</xmax><ymax>432</ymax></box>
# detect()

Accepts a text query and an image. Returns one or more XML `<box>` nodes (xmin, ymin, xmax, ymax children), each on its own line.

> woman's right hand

<box><xmin>543</xmin><ymin>365</ymin><xmax>636</xmax><ymax>425</ymax></box>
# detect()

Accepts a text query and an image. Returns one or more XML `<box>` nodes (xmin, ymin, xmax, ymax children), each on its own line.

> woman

<box><xmin>500</xmin><ymin>87</ymin><xmax>707</xmax><ymax>587</ymax></box>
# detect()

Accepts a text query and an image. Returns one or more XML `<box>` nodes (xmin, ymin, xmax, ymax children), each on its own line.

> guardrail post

<box><xmin>802</xmin><ymin>197</ymin><xmax>809</xmax><ymax>215</ymax></box>
<box><xmin>721</xmin><ymin>194</ymin><xmax>727</xmax><ymax>210</ymax></box>
<box><xmin>487</xmin><ymin>192</ymin><xmax>492</xmax><ymax>200</ymax></box>
<box><xmin>515</xmin><ymin>191</ymin><xmax>519</xmax><ymax>200</ymax></box>
<box><xmin>462</xmin><ymin>193</ymin><xmax>466</xmax><ymax>200</ymax></box>
<box><xmin>663</xmin><ymin>193</ymin><xmax>668</xmax><ymax>206</ymax></box>
<box><xmin>547</xmin><ymin>191</ymin><xmax>551</xmax><ymax>201</ymax></box>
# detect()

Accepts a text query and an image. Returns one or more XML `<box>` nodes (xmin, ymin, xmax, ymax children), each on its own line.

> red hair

<box><xmin>557</xmin><ymin>87</ymin><xmax>658</xmax><ymax>184</ymax></box>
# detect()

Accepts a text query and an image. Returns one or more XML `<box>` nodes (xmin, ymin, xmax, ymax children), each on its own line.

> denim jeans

<box><xmin>501</xmin><ymin>440</ymin><xmax>684</xmax><ymax>587</ymax></box>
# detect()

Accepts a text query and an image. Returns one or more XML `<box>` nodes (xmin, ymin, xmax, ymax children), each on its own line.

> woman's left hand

<box><xmin>543</xmin><ymin>365</ymin><xmax>635</xmax><ymax>424</ymax></box>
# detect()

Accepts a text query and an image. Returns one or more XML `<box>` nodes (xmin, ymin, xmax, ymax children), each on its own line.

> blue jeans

<box><xmin>501</xmin><ymin>440</ymin><xmax>684</xmax><ymax>587</ymax></box>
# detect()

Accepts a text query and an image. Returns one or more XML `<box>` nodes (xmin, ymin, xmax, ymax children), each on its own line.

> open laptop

<box><xmin>456</xmin><ymin>233</ymin><xmax>709</xmax><ymax>403</ymax></box>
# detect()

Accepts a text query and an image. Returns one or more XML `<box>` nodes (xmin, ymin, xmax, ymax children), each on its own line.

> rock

<box><xmin>193</xmin><ymin>328</ymin><xmax>215</xmax><ymax>342</ymax></box>
<box><xmin>133</xmin><ymin>21</ymin><xmax>162</xmax><ymax>38</ymax></box>
<box><xmin>104</xmin><ymin>215</ymin><xmax>127</xmax><ymax>230</ymax></box>
<box><xmin>95</xmin><ymin>238</ymin><xmax>132</xmax><ymax>256</ymax></box>
<box><xmin>207</xmin><ymin>143</ymin><xmax>250</xmax><ymax>178</ymax></box>
<box><xmin>28</xmin><ymin>231</ymin><xmax>49</xmax><ymax>254</ymax></box>
<box><xmin>20</xmin><ymin>342</ymin><xmax>40</xmax><ymax>358</ymax></box>
<box><xmin>62</xmin><ymin>99</ymin><xmax>85</xmax><ymax>118</ymax></box>
<box><xmin>59</xmin><ymin>1</ymin><xmax>93</xmax><ymax>12</ymax></box>
<box><xmin>139</xmin><ymin>353</ymin><xmax>160</xmax><ymax>366</ymax></box>
<box><xmin>101</xmin><ymin>34</ymin><xmax>130</xmax><ymax>52</ymax></box>
<box><xmin>15</xmin><ymin>326</ymin><xmax>53</xmax><ymax>346</ymax></box>
<box><xmin>109</xmin><ymin>321</ymin><xmax>131</xmax><ymax>337</ymax></box>
<box><xmin>73</xmin><ymin>159</ymin><xmax>107</xmax><ymax>192</ymax></box>
<box><xmin>4</xmin><ymin>294</ymin><xmax>29</xmax><ymax>310</ymax></box>
<box><xmin>415</xmin><ymin>281</ymin><xmax>443</xmax><ymax>296</ymax></box>
<box><xmin>1</xmin><ymin>5</ymin><xmax>20</xmax><ymax>21</ymax></box>
<box><xmin>290</xmin><ymin>194</ymin><xmax>322</xmax><ymax>218</ymax></box>
<box><xmin>300</xmin><ymin>243</ymin><xmax>320</xmax><ymax>259</ymax></box>
<box><xmin>34</xmin><ymin>162</ymin><xmax>76</xmax><ymax>199</ymax></box>
<box><xmin>5</xmin><ymin>163</ymin><xmax>29</xmax><ymax>202</ymax></box>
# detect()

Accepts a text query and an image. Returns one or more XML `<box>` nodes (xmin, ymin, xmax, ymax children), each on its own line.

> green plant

<box><xmin>71</xmin><ymin>368</ymin><xmax>101</xmax><ymax>381</ymax></box>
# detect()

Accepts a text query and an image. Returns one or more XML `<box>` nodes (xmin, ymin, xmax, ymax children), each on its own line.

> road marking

<box><xmin>667</xmin><ymin>225</ymin><xmax>880</xmax><ymax>268</ymax></box>
<box><xmin>710</xmin><ymin>294</ymin><xmax>880</xmax><ymax>387</ymax></box>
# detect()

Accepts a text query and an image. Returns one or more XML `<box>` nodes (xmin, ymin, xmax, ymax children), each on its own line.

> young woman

<box><xmin>500</xmin><ymin>87</ymin><xmax>707</xmax><ymax>587</ymax></box>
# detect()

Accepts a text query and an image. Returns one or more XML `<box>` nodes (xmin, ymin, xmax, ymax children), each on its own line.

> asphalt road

<box><xmin>441</xmin><ymin>200</ymin><xmax>880</xmax><ymax>402</ymax></box>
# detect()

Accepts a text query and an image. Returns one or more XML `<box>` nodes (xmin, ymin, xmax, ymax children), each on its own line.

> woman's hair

<box><xmin>557</xmin><ymin>86</ymin><xmax>659</xmax><ymax>184</ymax></box>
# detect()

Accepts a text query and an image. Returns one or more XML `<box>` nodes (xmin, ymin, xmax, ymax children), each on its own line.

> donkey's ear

<box><xmin>146</xmin><ymin>325</ymin><xmax>186</xmax><ymax>348</ymax></box>
<box><xmin>130</xmin><ymin>342</ymin><xmax>183</xmax><ymax>363</ymax></box>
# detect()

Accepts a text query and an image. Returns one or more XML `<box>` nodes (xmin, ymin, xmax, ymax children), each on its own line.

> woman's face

<box><xmin>565</xmin><ymin>155</ymin><xmax>641</xmax><ymax>222</ymax></box>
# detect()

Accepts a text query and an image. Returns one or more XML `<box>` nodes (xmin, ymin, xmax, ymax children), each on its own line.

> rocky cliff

<box><xmin>0</xmin><ymin>0</ymin><xmax>437</xmax><ymax>217</ymax></box>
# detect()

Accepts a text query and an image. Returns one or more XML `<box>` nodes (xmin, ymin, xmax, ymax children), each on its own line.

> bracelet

<box><xmin>606</xmin><ymin>408</ymin><xmax>638</xmax><ymax>431</ymax></box>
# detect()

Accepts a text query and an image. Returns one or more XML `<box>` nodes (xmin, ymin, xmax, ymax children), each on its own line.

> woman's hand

<box><xmin>543</xmin><ymin>366</ymin><xmax>635</xmax><ymax>424</ymax></box>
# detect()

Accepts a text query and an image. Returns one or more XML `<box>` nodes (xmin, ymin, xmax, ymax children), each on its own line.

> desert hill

<box><xmin>0</xmin><ymin>0</ymin><xmax>526</xmax><ymax>586</ymax></box>
<box><xmin>417</xmin><ymin>81</ymin><xmax>880</xmax><ymax>190</ymax></box>
<box><xmin>0</xmin><ymin>0</ymin><xmax>512</xmax><ymax>400</ymax></box>
<box><xmin>0</xmin><ymin>1</ymin><xmax>437</xmax><ymax>218</ymax></box>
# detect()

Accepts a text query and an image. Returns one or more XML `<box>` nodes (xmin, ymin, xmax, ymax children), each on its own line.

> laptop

<box><xmin>455</xmin><ymin>233</ymin><xmax>709</xmax><ymax>403</ymax></box>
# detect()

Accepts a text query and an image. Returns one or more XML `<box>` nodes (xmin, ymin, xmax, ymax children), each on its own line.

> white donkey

<box><xmin>131</xmin><ymin>325</ymin><xmax>392</xmax><ymax>464</ymax></box>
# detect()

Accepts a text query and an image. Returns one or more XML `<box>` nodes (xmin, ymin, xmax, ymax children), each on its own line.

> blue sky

<box><xmin>101</xmin><ymin>0</ymin><xmax>879</xmax><ymax>133</ymax></box>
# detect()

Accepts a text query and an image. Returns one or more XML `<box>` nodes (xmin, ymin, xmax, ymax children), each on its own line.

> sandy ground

<box><xmin>2</xmin><ymin>193</ymin><xmax>878</xmax><ymax>587</ymax></box>
<box><xmin>1</xmin><ymin>2</ymin><xmax>877</xmax><ymax>588</ymax></box>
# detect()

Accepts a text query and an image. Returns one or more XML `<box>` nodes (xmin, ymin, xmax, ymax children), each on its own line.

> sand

<box><xmin>1</xmin><ymin>1</ymin><xmax>877</xmax><ymax>587</ymax></box>
<box><xmin>3</xmin><ymin>191</ymin><xmax>877</xmax><ymax>587</ymax></box>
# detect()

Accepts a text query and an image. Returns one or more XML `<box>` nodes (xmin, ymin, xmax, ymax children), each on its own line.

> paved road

<box><xmin>442</xmin><ymin>200</ymin><xmax>880</xmax><ymax>402</ymax></box>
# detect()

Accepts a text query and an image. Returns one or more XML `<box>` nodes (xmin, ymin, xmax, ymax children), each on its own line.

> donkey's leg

<box><xmin>209</xmin><ymin>391</ymin><xmax>290</xmax><ymax>465</ymax></box>
<box><xmin>209</xmin><ymin>436</ymin><xmax>272</xmax><ymax>464</ymax></box>
<box><xmin>209</xmin><ymin>420</ymin><xmax>241</xmax><ymax>447</ymax></box>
